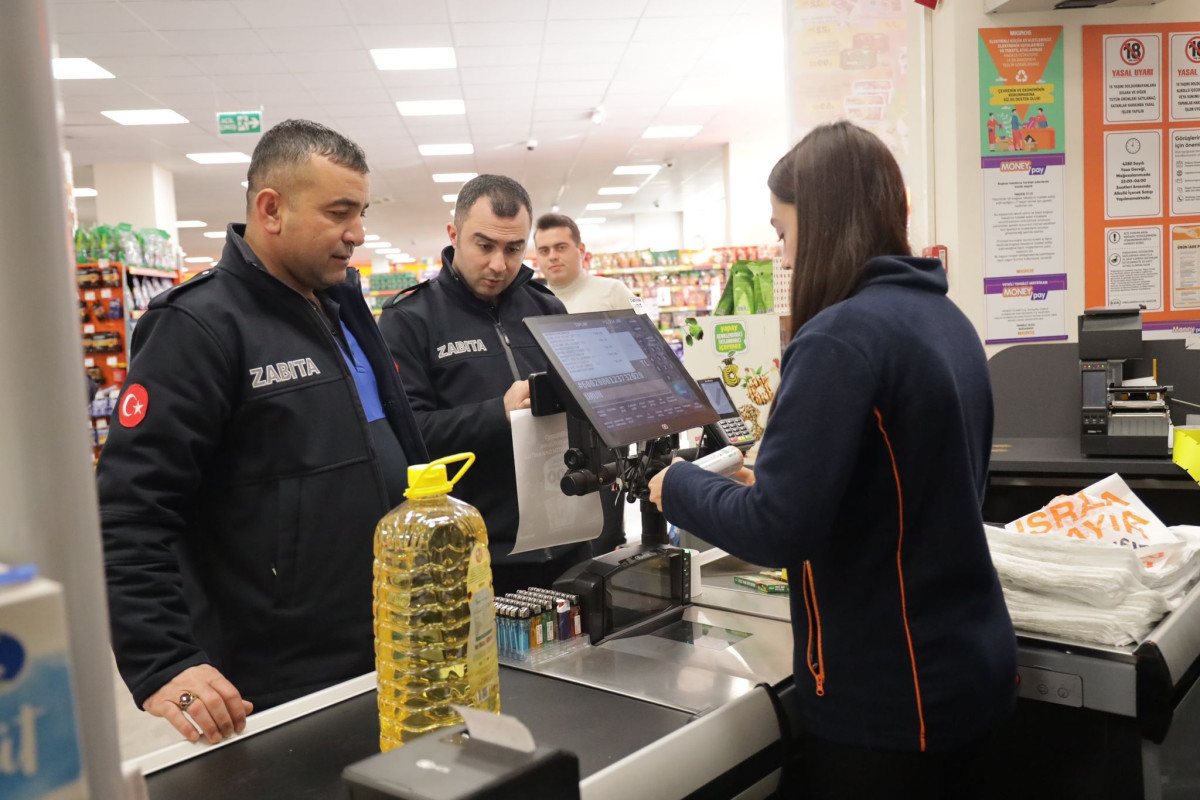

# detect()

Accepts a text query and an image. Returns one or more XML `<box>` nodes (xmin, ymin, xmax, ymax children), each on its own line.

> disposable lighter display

<box><xmin>373</xmin><ymin>453</ymin><xmax>500</xmax><ymax>752</ymax></box>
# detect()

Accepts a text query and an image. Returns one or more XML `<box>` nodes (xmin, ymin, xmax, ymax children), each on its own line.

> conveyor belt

<box><xmin>145</xmin><ymin>667</ymin><xmax>693</xmax><ymax>800</ymax></box>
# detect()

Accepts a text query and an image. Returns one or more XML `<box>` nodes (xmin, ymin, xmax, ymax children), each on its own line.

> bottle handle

<box><xmin>413</xmin><ymin>452</ymin><xmax>476</xmax><ymax>490</ymax></box>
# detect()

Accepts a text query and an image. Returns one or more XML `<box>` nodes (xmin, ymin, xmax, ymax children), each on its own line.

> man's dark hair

<box><xmin>535</xmin><ymin>213</ymin><xmax>581</xmax><ymax>246</ymax></box>
<box><xmin>246</xmin><ymin>119</ymin><xmax>368</xmax><ymax>210</ymax></box>
<box><xmin>455</xmin><ymin>174</ymin><xmax>532</xmax><ymax>227</ymax></box>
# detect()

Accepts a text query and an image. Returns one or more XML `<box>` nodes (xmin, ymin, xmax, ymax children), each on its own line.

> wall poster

<box><xmin>1084</xmin><ymin>25</ymin><xmax>1200</xmax><ymax>338</ymax></box>
<box><xmin>978</xmin><ymin>26</ymin><xmax>1068</xmax><ymax>344</ymax></box>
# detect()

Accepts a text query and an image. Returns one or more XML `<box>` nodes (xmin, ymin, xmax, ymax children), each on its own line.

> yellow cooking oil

<box><xmin>373</xmin><ymin>453</ymin><xmax>500</xmax><ymax>752</ymax></box>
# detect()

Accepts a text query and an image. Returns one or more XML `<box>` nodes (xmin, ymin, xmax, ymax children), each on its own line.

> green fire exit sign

<box><xmin>217</xmin><ymin>111</ymin><xmax>262</xmax><ymax>135</ymax></box>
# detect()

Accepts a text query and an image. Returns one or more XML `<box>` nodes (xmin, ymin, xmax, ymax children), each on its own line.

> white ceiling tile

<box><xmin>56</xmin><ymin>79</ymin><xmax>150</xmax><ymax>100</ymax></box>
<box><xmin>402</xmin><ymin>119</ymin><xmax>471</xmax><ymax>138</ymax></box>
<box><xmin>378</xmin><ymin>71</ymin><xmax>463</xmax><ymax>90</ymax></box>
<box><xmin>258</xmin><ymin>26</ymin><xmax>361</xmax><ymax>54</ymax></box>
<box><xmin>459</xmin><ymin>65</ymin><xmax>539</xmax><ymax>86</ymax></box>
<box><xmin>342</xmin><ymin>0</ymin><xmax>449</xmax><ymax>25</ymax></box>
<box><xmin>277</xmin><ymin>51</ymin><xmax>376</xmax><ymax>73</ymax></box>
<box><xmin>158</xmin><ymin>28</ymin><xmax>268</xmax><ymax>55</ymax></box>
<box><xmin>466</xmin><ymin>98</ymin><xmax>534</xmax><ymax>116</ymax></box>
<box><xmin>320</xmin><ymin>103</ymin><xmax>397</xmax><ymax>118</ymax></box>
<box><xmin>89</xmin><ymin>55</ymin><xmax>200</xmax><ymax>78</ymax></box>
<box><xmin>545</xmin><ymin>19</ymin><xmax>637</xmax><ymax>43</ymax></box>
<box><xmin>49</xmin><ymin>4</ymin><xmax>148</xmax><ymax>33</ymax></box>
<box><xmin>122</xmin><ymin>75</ymin><xmax>217</xmax><ymax>95</ymax></box>
<box><xmin>622</xmin><ymin>41</ymin><xmax>708</xmax><ymax>64</ymax></box>
<box><xmin>463</xmin><ymin>83</ymin><xmax>535</xmax><ymax>101</ymax></box>
<box><xmin>533</xmin><ymin>96</ymin><xmax>598</xmax><ymax>112</ymax></box>
<box><xmin>615</xmin><ymin>59</ymin><xmax>692</xmax><ymax>80</ymax></box>
<box><xmin>185</xmin><ymin>53</ymin><xmax>290</xmax><ymax>75</ymax></box>
<box><xmin>633</xmin><ymin>17</ymin><xmax>727</xmax><ymax>41</ymax></box>
<box><xmin>536</xmin><ymin>81</ymin><xmax>608</xmax><ymax>98</ymax></box>
<box><xmin>448</xmin><ymin>0</ymin><xmax>547</xmax><ymax>22</ymax></box>
<box><xmin>234</xmin><ymin>0</ymin><xmax>351</xmax><ymax>27</ymax></box>
<box><xmin>54</xmin><ymin>31</ymin><xmax>177</xmax><ymax>57</ymax></box>
<box><xmin>532</xmin><ymin>106</ymin><xmax>589</xmax><ymax>121</ymax></box>
<box><xmin>389</xmin><ymin>86</ymin><xmax>465</xmax><ymax>103</ymax></box>
<box><xmin>306</xmin><ymin>85</ymin><xmax>391</xmax><ymax>105</ymax></box>
<box><xmin>536</xmin><ymin>62</ymin><xmax>617</xmax><ymax>82</ymax></box>
<box><xmin>607</xmin><ymin>76</ymin><xmax>682</xmax><ymax>94</ymax></box>
<box><xmin>295</xmin><ymin>70</ymin><xmax>382</xmax><ymax>92</ymax></box>
<box><xmin>645</xmin><ymin>0</ymin><xmax>731</xmax><ymax>14</ymax></box>
<box><xmin>547</xmin><ymin>0</ymin><xmax>648</xmax><ymax>18</ymax></box>
<box><xmin>455</xmin><ymin>46</ymin><xmax>540</xmax><ymax>68</ymax></box>
<box><xmin>122</xmin><ymin>1</ymin><xmax>248</xmax><ymax>31</ymax></box>
<box><xmin>353</xmin><ymin>24</ymin><xmax>454</xmax><ymax>49</ymax></box>
<box><xmin>540</xmin><ymin>44</ymin><xmax>621</xmax><ymax>65</ymax></box>
<box><xmin>451</xmin><ymin>22</ymin><xmax>544</xmax><ymax>47</ymax></box>
<box><xmin>209</xmin><ymin>72</ymin><xmax>306</xmax><ymax>93</ymax></box>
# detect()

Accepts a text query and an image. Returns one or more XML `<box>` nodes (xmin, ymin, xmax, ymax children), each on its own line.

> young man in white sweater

<box><xmin>534</xmin><ymin>213</ymin><xmax>637</xmax><ymax>313</ymax></box>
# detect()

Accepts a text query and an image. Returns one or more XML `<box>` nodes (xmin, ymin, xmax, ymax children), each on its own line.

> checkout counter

<box><xmin>984</xmin><ymin>324</ymin><xmax>1200</xmax><ymax>799</ymax></box>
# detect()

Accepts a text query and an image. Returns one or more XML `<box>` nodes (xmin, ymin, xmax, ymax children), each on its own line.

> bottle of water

<box><xmin>373</xmin><ymin>453</ymin><xmax>500</xmax><ymax>751</ymax></box>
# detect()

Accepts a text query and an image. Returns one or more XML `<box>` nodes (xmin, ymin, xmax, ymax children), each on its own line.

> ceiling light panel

<box><xmin>203</xmin><ymin>231</ymin><xmax>227</xmax><ymax>239</ymax></box>
<box><xmin>101</xmin><ymin>109</ymin><xmax>189</xmax><ymax>125</ymax></box>
<box><xmin>175</xmin><ymin>220</ymin><xmax>207</xmax><ymax>228</ymax></box>
<box><xmin>364</xmin><ymin>241</ymin><xmax>393</xmax><ymax>248</ymax></box>
<box><xmin>586</xmin><ymin>202</ymin><xmax>623</xmax><ymax>211</ymax></box>
<box><xmin>72</xmin><ymin>188</ymin><xmax>98</xmax><ymax>198</ymax></box>
<box><xmin>576</xmin><ymin>218</ymin><xmax>606</xmax><ymax>225</ymax></box>
<box><xmin>396</xmin><ymin>99</ymin><xmax>466</xmax><ymax>116</ymax></box>
<box><xmin>442</xmin><ymin>194</ymin><xmax>458</xmax><ymax>203</ymax></box>
<box><xmin>370</xmin><ymin>47</ymin><xmax>456</xmax><ymax>70</ymax></box>
<box><xmin>52</xmin><ymin>58</ymin><xmax>115</xmax><ymax>80</ymax></box>
<box><xmin>418</xmin><ymin>143</ymin><xmax>474</xmax><ymax>156</ymax></box>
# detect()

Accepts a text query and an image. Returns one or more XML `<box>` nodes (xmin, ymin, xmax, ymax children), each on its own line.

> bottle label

<box><xmin>465</xmin><ymin>542</ymin><xmax>499</xmax><ymax>707</ymax></box>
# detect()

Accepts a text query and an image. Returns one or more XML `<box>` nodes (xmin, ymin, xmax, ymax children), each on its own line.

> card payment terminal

<box><xmin>697</xmin><ymin>378</ymin><xmax>756</xmax><ymax>451</ymax></box>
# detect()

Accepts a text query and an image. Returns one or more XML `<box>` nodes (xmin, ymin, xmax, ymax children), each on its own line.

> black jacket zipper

<box><xmin>491</xmin><ymin>311</ymin><xmax>521</xmax><ymax>381</ymax></box>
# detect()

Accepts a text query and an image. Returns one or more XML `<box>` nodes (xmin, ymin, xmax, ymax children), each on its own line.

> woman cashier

<box><xmin>649</xmin><ymin>121</ymin><xmax>1017</xmax><ymax>799</ymax></box>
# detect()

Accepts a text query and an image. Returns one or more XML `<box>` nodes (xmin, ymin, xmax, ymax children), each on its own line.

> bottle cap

<box><xmin>405</xmin><ymin>452</ymin><xmax>476</xmax><ymax>498</ymax></box>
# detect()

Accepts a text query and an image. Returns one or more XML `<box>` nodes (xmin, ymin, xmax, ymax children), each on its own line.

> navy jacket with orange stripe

<box><xmin>663</xmin><ymin>255</ymin><xmax>1017</xmax><ymax>753</ymax></box>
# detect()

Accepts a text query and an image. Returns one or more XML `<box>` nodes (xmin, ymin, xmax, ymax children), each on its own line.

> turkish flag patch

<box><xmin>118</xmin><ymin>383</ymin><xmax>149</xmax><ymax>428</ymax></box>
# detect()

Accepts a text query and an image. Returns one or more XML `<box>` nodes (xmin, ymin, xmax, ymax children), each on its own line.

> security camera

<box><xmin>664</xmin><ymin>160</ymin><xmax>674</xmax><ymax>168</ymax></box>
<box><xmin>653</xmin><ymin>199</ymin><xmax>661</xmax><ymax>208</ymax></box>
<box><xmin>526</xmin><ymin>139</ymin><xmax>538</xmax><ymax>151</ymax></box>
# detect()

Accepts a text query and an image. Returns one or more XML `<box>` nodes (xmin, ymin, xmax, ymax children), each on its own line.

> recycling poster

<box><xmin>1083</xmin><ymin>24</ymin><xmax>1200</xmax><ymax>338</ymax></box>
<box><xmin>978</xmin><ymin>26</ymin><xmax>1068</xmax><ymax>344</ymax></box>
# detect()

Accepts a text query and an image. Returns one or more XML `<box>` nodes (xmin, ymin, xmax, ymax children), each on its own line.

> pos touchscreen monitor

<box><xmin>525</xmin><ymin>311</ymin><xmax>719</xmax><ymax>448</ymax></box>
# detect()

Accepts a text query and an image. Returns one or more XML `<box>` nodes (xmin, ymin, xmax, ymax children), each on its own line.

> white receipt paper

<box><xmin>451</xmin><ymin>705</ymin><xmax>536</xmax><ymax>754</ymax></box>
<box><xmin>509</xmin><ymin>409</ymin><xmax>604</xmax><ymax>555</ymax></box>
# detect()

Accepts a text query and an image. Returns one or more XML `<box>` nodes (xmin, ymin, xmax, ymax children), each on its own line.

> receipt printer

<box><xmin>342</xmin><ymin>725</ymin><xmax>580</xmax><ymax>800</ymax></box>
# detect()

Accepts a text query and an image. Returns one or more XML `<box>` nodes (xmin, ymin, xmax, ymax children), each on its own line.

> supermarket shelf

<box><xmin>364</xmin><ymin>289</ymin><xmax>404</xmax><ymax>297</ymax></box>
<box><xmin>595</xmin><ymin>264</ymin><xmax>715</xmax><ymax>276</ymax></box>
<box><xmin>127</xmin><ymin>266</ymin><xmax>180</xmax><ymax>279</ymax></box>
<box><xmin>131</xmin><ymin>309</ymin><xmax>146</xmax><ymax>320</ymax></box>
<box><xmin>657</xmin><ymin>305</ymin><xmax>709</xmax><ymax>313</ymax></box>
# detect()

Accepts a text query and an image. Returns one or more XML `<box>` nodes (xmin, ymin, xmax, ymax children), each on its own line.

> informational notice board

<box><xmin>1083</xmin><ymin>24</ymin><xmax>1200</xmax><ymax>338</ymax></box>
<box><xmin>978</xmin><ymin>26</ymin><xmax>1068</xmax><ymax>344</ymax></box>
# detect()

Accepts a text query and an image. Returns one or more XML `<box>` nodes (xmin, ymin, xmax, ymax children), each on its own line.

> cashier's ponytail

<box><xmin>769</xmin><ymin>122</ymin><xmax>911</xmax><ymax>338</ymax></box>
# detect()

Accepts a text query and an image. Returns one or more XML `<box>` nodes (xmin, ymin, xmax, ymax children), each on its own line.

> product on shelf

<box><xmin>75</xmin><ymin>221</ymin><xmax>182</xmax><ymax>462</ymax></box>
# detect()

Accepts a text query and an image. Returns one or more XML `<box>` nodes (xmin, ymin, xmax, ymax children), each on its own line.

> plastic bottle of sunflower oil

<box><xmin>373</xmin><ymin>453</ymin><xmax>500</xmax><ymax>751</ymax></box>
